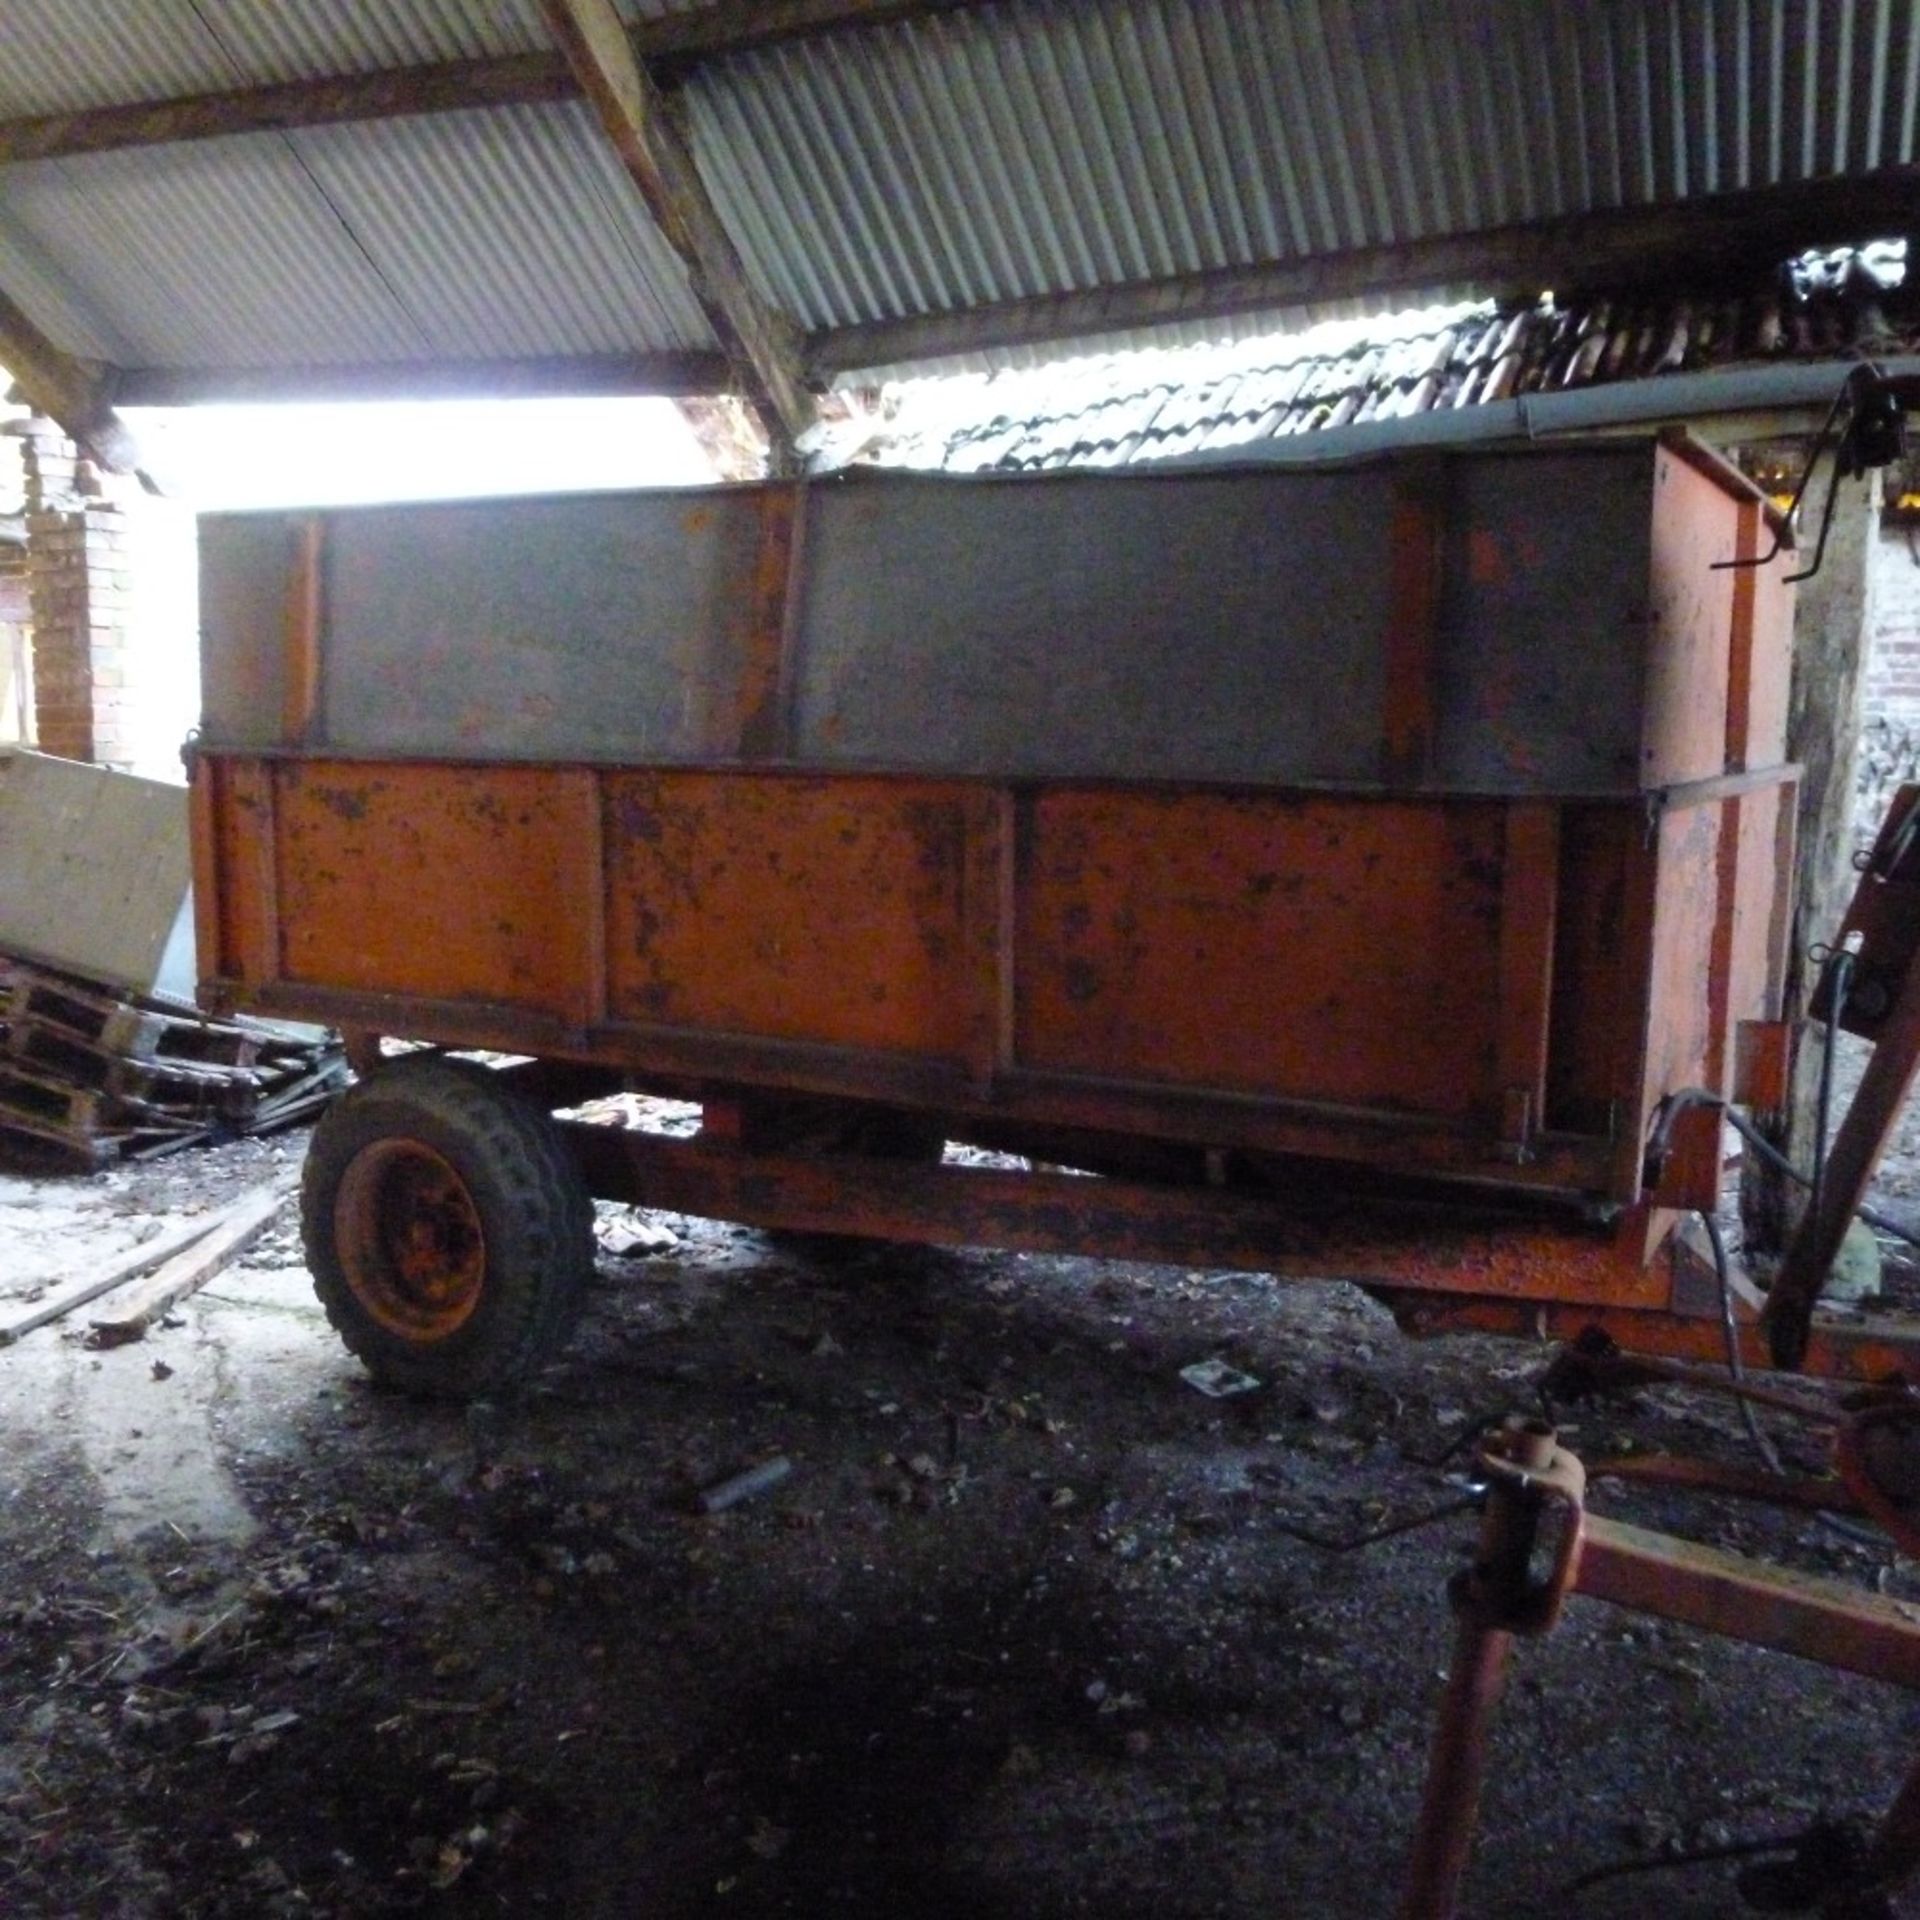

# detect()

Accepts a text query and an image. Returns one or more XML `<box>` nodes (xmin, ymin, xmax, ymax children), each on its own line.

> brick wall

<box><xmin>1858</xmin><ymin>517</ymin><xmax>1920</xmax><ymax>841</ymax></box>
<box><xmin>13</xmin><ymin>415</ymin><xmax>135</xmax><ymax>769</ymax></box>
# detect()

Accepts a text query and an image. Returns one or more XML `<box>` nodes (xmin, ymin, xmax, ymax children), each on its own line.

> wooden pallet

<box><xmin>7</xmin><ymin>1017</ymin><xmax>257</xmax><ymax>1119</ymax></box>
<box><xmin>0</xmin><ymin>1103</ymin><xmax>123</xmax><ymax>1167</ymax></box>
<box><xmin>0</xmin><ymin>1060</ymin><xmax>131</xmax><ymax>1164</ymax></box>
<box><xmin>9</xmin><ymin>1013</ymin><xmax>253</xmax><ymax>1105</ymax></box>
<box><xmin>3</xmin><ymin>968</ymin><xmax>260</xmax><ymax>1069</ymax></box>
<box><xmin>0</xmin><ymin>955</ymin><xmax>345</xmax><ymax>1164</ymax></box>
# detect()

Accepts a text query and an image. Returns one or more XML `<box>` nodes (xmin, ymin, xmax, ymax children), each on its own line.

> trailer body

<box><xmin>190</xmin><ymin>434</ymin><xmax>1853</xmax><ymax>1389</ymax></box>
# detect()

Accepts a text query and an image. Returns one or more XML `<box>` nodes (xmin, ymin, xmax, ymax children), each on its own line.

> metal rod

<box><xmin>1396</xmin><ymin>1614</ymin><xmax>1517</xmax><ymax>1920</ymax></box>
<box><xmin>1575</xmin><ymin>1515</ymin><xmax>1920</xmax><ymax>1689</ymax></box>
<box><xmin>1771</xmin><ymin>939</ymin><xmax>1920</xmax><ymax>1368</ymax></box>
<box><xmin>696</xmin><ymin>1454</ymin><xmax>793</xmax><ymax>1514</ymax></box>
<box><xmin>1397</xmin><ymin>1425</ymin><xmax>1557</xmax><ymax>1919</ymax></box>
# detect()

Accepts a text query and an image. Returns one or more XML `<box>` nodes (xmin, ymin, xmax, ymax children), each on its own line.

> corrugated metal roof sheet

<box><xmin>2</xmin><ymin>139</ymin><xmax>426</xmax><ymax>367</ymax></box>
<box><xmin>0</xmin><ymin>103</ymin><xmax>712</xmax><ymax>368</ymax></box>
<box><xmin>0</xmin><ymin>8</ymin><xmax>237</xmax><ymax>120</ymax></box>
<box><xmin>0</xmin><ymin>2</ymin><xmax>719</xmax><ymax>115</ymax></box>
<box><xmin>286</xmin><ymin>104</ymin><xmax>712</xmax><ymax>356</ymax></box>
<box><xmin>0</xmin><ymin>218</ymin><xmax>128</xmax><ymax>363</ymax></box>
<box><xmin>850</xmin><ymin>244</ymin><xmax>1918</xmax><ymax>472</ymax></box>
<box><xmin>691</xmin><ymin>0</ymin><xmax>1920</xmax><ymax>345</ymax></box>
<box><xmin>0</xmin><ymin>0</ymin><xmax>1917</xmax><ymax>383</ymax></box>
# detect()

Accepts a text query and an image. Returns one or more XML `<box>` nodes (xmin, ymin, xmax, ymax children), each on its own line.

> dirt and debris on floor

<box><xmin>3</xmin><ymin>1117</ymin><xmax>1919</xmax><ymax>1919</ymax></box>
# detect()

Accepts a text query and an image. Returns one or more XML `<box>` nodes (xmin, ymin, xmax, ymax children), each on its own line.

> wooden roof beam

<box><xmin>0</xmin><ymin>288</ymin><xmax>141</xmax><ymax>473</ymax></box>
<box><xmin>809</xmin><ymin>166</ymin><xmax>1920</xmax><ymax>378</ymax></box>
<box><xmin>0</xmin><ymin>55</ymin><xmax>575</xmax><ymax>165</ymax></box>
<box><xmin>0</xmin><ymin>2</ymin><xmax>996</xmax><ymax>166</ymax></box>
<box><xmin>539</xmin><ymin>0</ymin><xmax>812</xmax><ymax>453</ymax></box>
<box><xmin>112</xmin><ymin>350</ymin><xmax>733</xmax><ymax>407</ymax></box>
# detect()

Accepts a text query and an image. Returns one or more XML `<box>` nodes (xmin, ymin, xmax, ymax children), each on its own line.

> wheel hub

<box><xmin>334</xmin><ymin>1139</ymin><xmax>486</xmax><ymax>1339</ymax></box>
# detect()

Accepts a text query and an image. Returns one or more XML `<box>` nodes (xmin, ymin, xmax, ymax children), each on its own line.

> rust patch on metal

<box><xmin>734</xmin><ymin>483</ymin><xmax>803</xmax><ymax>760</ymax></box>
<box><xmin>1017</xmin><ymin>789</ymin><xmax>1509</xmax><ymax>1123</ymax></box>
<box><xmin>280</xmin><ymin>516</ymin><xmax>324</xmax><ymax>746</ymax></box>
<box><xmin>271</xmin><ymin>759</ymin><xmax>594</xmax><ymax>1016</ymax></box>
<box><xmin>604</xmin><ymin>770</ymin><xmax>975</xmax><ymax>1059</ymax></box>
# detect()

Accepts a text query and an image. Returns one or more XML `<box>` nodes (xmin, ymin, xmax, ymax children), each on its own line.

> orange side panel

<box><xmin>1726</xmin><ymin>784</ymin><xmax>1787</xmax><ymax>1031</ymax></box>
<box><xmin>209</xmin><ymin>757</ymin><xmax>279</xmax><ymax>985</ymax></box>
<box><xmin>275</xmin><ymin>761</ymin><xmax>591</xmax><ymax>1016</ymax></box>
<box><xmin>1640</xmin><ymin>799</ymin><xmax>1725</xmax><ymax>1122</ymax></box>
<box><xmin>188</xmin><ymin>759</ymin><xmax>224</xmax><ymax>984</ymax></box>
<box><xmin>1014</xmin><ymin>790</ymin><xmax>1506</xmax><ymax>1122</ymax></box>
<box><xmin>1545</xmin><ymin>808</ymin><xmax>1641</xmax><ymax>1139</ymax></box>
<box><xmin>1642</xmin><ymin>446</ymin><xmax>1737</xmax><ymax>788</ymax></box>
<box><xmin>1744</xmin><ymin>553</ymin><xmax>1795</xmax><ymax>772</ymax></box>
<box><xmin>604</xmin><ymin>771</ymin><xmax>976</xmax><ymax>1060</ymax></box>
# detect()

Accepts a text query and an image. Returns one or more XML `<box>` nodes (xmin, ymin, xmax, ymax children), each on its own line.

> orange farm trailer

<box><xmin>189</xmin><ymin>431</ymin><xmax>1900</xmax><ymax>1398</ymax></box>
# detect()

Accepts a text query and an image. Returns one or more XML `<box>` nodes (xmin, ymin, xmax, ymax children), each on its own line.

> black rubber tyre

<box><xmin>301</xmin><ymin>1054</ymin><xmax>594</xmax><ymax>1398</ymax></box>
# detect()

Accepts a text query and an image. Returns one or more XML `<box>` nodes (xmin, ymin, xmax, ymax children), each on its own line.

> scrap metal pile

<box><xmin>0</xmin><ymin>951</ymin><xmax>344</xmax><ymax>1165</ymax></box>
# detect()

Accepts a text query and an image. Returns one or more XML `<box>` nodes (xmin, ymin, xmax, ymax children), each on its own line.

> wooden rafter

<box><xmin>538</xmin><ymin>0</ymin><xmax>811</xmax><ymax>450</ymax></box>
<box><xmin>810</xmin><ymin>166</ymin><xmax>1920</xmax><ymax>378</ymax></box>
<box><xmin>0</xmin><ymin>55</ymin><xmax>576</xmax><ymax>166</ymax></box>
<box><xmin>113</xmin><ymin>350</ymin><xmax>732</xmax><ymax>407</ymax></box>
<box><xmin>0</xmin><ymin>2</ymin><xmax>995</xmax><ymax>166</ymax></box>
<box><xmin>0</xmin><ymin>288</ymin><xmax>140</xmax><ymax>473</ymax></box>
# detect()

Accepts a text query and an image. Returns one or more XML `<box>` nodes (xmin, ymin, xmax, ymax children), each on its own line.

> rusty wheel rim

<box><xmin>334</xmin><ymin>1139</ymin><xmax>486</xmax><ymax>1341</ymax></box>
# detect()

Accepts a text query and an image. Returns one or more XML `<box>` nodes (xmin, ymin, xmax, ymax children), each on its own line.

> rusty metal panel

<box><xmin>318</xmin><ymin>491</ymin><xmax>766</xmax><ymax>760</ymax></box>
<box><xmin>204</xmin><ymin>756</ymin><xmax>278</xmax><ymax>986</ymax></box>
<box><xmin>1494</xmin><ymin>803</ymin><xmax>1559</xmax><ymax>1146</ymax></box>
<box><xmin>1012</xmin><ymin>789</ymin><xmax>1507</xmax><ymax>1122</ymax></box>
<box><xmin>1743</xmin><ymin>550</ymin><xmax>1795</xmax><ymax>772</ymax></box>
<box><xmin>1545</xmin><ymin>807</ymin><xmax>1645</xmax><ymax>1143</ymax></box>
<box><xmin>273</xmin><ymin>760</ymin><xmax>592</xmax><ymax>1016</ymax></box>
<box><xmin>1734</xmin><ymin>1020</ymin><xmax>1793</xmax><ymax>1113</ymax></box>
<box><xmin>1722</xmin><ymin>494</ymin><xmax>1796</xmax><ymax>777</ymax></box>
<box><xmin>1726</xmin><ymin>784</ymin><xmax>1789</xmax><ymax>1034</ymax></box>
<box><xmin>788</xmin><ymin>467</ymin><xmax>1399</xmax><ymax>785</ymax></box>
<box><xmin>1640</xmin><ymin>799</ymin><xmax>1727</xmax><ymax>1129</ymax></box>
<box><xmin>201</xmin><ymin>444</ymin><xmax>1760</xmax><ymax>798</ymax></box>
<box><xmin>1641</xmin><ymin>446</ymin><xmax>1737</xmax><ymax>788</ymax></box>
<box><xmin>1429</xmin><ymin>454</ymin><xmax>1656</xmax><ymax>792</ymax></box>
<box><xmin>603</xmin><ymin>771</ymin><xmax>977</xmax><ymax>1061</ymax></box>
<box><xmin>194</xmin><ymin>741</ymin><xmax>1806</xmax><ymax>1211</ymax></box>
<box><xmin>200</xmin><ymin>490</ymin><xmax>769</xmax><ymax>760</ymax></box>
<box><xmin>185</xmin><ymin>430</ymin><xmax>1802</xmax><ymax>1242</ymax></box>
<box><xmin>198</xmin><ymin>515</ymin><xmax>300</xmax><ymax>751</ymax></box>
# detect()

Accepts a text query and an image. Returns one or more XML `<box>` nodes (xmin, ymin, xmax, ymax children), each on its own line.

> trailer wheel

<box><xmin>302</xmin><ymin>1055</ymin><xmax>594</xmax><ymax>1398</ymax></box>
